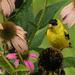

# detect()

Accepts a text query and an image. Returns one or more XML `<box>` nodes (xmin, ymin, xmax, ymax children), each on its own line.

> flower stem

<box><xmin>17</xmin><ymin>51</ymin><xmax>29</xmax><ymax>75</ymax></box>
<box><xmin>28</xmin><ymin>0</ymin><xmax>48</xmax><ymax>48</ymax></box>
<box><xmin>0</xmin><ymin>51</ymin><xmax>18</xmax><ymax>75</ymax></box>
<box><xmin>3</xmin><ymin>15</ymin><xmax>6</xmax><ymax>22</ymax></box>
<box><xmin>37</xmin><ymin>0</ymin><xmax>48</xmax><ymax>28</ymax></box>
<box><xmin>17</xmin><ymin>51</ymin><xmax>25</xmax><ymax>66</ymax></box>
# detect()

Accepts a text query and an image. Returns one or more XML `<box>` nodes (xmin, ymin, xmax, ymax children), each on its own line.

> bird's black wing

<box><xmin>64</xmin><ymin>31</ymin><xmax>72</xmax><ymax>48</ymax></box>
<box><xmin>64</xmin><ymin>31</ymin><xmax>70</xmax><ymax>40</ymax></box>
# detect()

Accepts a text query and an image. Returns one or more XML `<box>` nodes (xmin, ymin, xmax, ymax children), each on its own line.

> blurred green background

<box><xmin>0</xmin><ymin>0</ymin><xmax>75</xmax><ymax>75</ymax></box>
<box><xmin>32</xmin><ymin>0</ymin><xmax>75</xmax><ymax>75</ymax></box>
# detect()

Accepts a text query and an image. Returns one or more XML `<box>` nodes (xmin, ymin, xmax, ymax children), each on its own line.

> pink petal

<box><xmin>29</xmin><ymin>53</ymin><xmax>38</xmax><ymax>60</ymax></box>
<box><xmin>6</xmin><ymin>53</ymin><xmax>17</xmax><ymax>57</ymax></box>
<box><xmin>0</xmin><ymin>24</ymin><xmax>3</xmax><ymax>30</ymax></box>
<box><xmin>62</xmin><ymin>8</ymin><xmax>75</xmax><ymax>28</ymax></box>
<box><xmin>6</xmin><ymin>53</ymin><xmax>17</xmax><ymax>59</ymax></box>
<box><xmin>16</xmin><ymin>26</ymin><xmax>27</xmax><ymax>34</ymax></box>
<box><xmin>16</xmin><ymin>30</ymin><xmax>27</xmax><ymax>36</ymax></box>
<box><xmin>1</xmin><ymin>0</ymin><xmax>11</xmax><ymax>17</ymax></box>
<box><xmin>61</xmin><ymin>6</ymin><xmax>73</xmax><ymax>19</ymax></box>
<box><xmin>24</xmin><ymin>59</ymin><xmax>34</xmax><ymax>73</ymax></box>
<box><xmin>7</xmin><ymin>0</ymin><xmax>15</xmax><ymax>13</ymax></box>
<box><xmin>12</xmin><ymin>36</ymin><xmax>28</xmax><ymax>53</ymax></box>
<box><xmin>60</xmin><ymin>2</ymin><xmax>74</xmax><ymax>18</ymax></box>
<box><xmin>16</xmin><ymin>26</ymin><xmax>24</xmax><ymax>31</ymax></box>
<box><xmin>7</xmin><ymin>56</ymin><xmax>17</xmax><ymax>59</ymax></box>
<box><xmin>17</xmin><ymin>33</ymin><xmax>27</xmax><ymax>43</ymax></box>
<box><xmin>62</xmin><ymin>9</ymin><xmax>75</xmax><ymax>24</ymax></box>
<box><xmin>0</xmin><ymin>43</ymin><xmax>2</xmax><ymax>45</ymax></box>
<box><xmin>14</xmin><ymin>59</ymin><xmax>19</xmax><ymax>68</ymax></box>
<box><xmin>67</xmin><ymin>9</ymin><xmax>75</xmax><ymax>28</ymax></box>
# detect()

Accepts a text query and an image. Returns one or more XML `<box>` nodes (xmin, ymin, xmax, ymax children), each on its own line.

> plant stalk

<box><xmin>3</xmin><ymin>15</ymin><xmax>6</xmax><ymax>21</ymax></box>
<box><xmin>0</xmin><ymin>51</ymin><xmax>18</xmax><ymax>75</ymax></box>
<box><xmin>17</xmin><ymin>51</ymin><xmax>25</xmax><ymax>65</ymax></box>
<box><xmin>28</xmin><ymin>0</ymin><xmax>48</xmax><ymax>48</ymax></box>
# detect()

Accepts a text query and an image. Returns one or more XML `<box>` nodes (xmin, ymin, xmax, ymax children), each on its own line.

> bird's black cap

<box><xmin>49</xmin><ymin>19</ymin><xmax>57</xmax><ymax>26</ymax></box>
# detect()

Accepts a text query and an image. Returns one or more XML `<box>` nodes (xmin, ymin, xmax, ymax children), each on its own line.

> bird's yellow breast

<box><xmin>47</xmin><ymin>29</ymin><xmax>69</xmax><ymax>50</ymax></box>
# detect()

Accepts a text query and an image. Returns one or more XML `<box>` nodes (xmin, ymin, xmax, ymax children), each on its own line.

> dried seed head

<box><xmin>0</xmin><ymin>21</ymin><xmax>16</xmax><ymax>41</ymax></box>
<box><xmin>38</xmin><ymin>48</ymin><xmax>63</xmax><ymax>72</ymax></box>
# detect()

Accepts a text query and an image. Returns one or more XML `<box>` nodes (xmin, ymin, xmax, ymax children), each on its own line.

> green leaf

<box><xmin>63</xmin><ymin>61</ymin><xmax>71</xmax><ymax>68</ymax></box>
<box><xmin>14</xmin><ymin>64</ymin><xmax>29</xmax><ymax>72</ymax></box>
<box><xmin>8</xmin><ymin>0</ymin><xmax>35</xmax><ymax>39</ymax></box>
<box><xmin>24</xmin><ymin>19</ymin><xmax>37</xmax><ymax>28</ymax></box>
<box><xmin>0</xmin><ymin>58</ymin><xmax>15</xmax><ymax>75</ymax></box>
<box><xmin>33</xmin><ymin>48</ymin><xmax>44</xmax><ymax>54</ymax></box>
<box><xmin>31</xmin><ymin>28</ymin><xmax>48</xmax><ymax>49</ymax></box>
<box><xmin>64</xmin><ymin>57</ymin><xmax>75</xmax><ymax>68</ymax></box>
<box><xmin>35</xmin><ymin>0</ymin><xmax>68</xmax><ymax>29</ymax></box>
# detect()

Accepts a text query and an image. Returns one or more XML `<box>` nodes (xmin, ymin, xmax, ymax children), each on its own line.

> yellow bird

<box><xmin>47</xmin><ymin>19</ymin><xmax>71</xmax><ymax>50</ymax></box>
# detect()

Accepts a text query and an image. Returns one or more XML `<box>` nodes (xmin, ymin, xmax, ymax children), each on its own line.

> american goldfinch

<box><xmin>47</xmin><ymin>19</ymin><xmax>71</xmax><ymax>50</ymax></box>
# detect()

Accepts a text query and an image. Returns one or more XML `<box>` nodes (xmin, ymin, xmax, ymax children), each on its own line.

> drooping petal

<box><xmin>29</xmin><ymin>53</ymin><xmax>38</xmax><ymax>60</ymax></box>
<box><xmin>60</xmin><ymin>2</ymin><xmax>74</xmax><ymax>19</ymax></box>
<box><xmin>0</xmin><ymin>1</ymin><xmax>2</xmax><ymax>13</ymax></box>
<box><xmin>10</xmin><ymin>0</ymin><xmax>15</xmax><ymax>11</ymax></box>
<box><xmin>60</xmin><ymin>2</ymin><xmax>73</xmax><ymax>15</ymax></box>
<box><xmin>14</xmin><ymin>59</ymin><xmax>19</xmax><ymax>68</ymax></box>
<box><xmin>6</xmin><ymin>53</ymin><xmax>17</xmax><ymax>59</ymax></box>
<box><xmin>16</xmin><ymin>33</ymin><xmax>27</xmax><ymax>43</ymax></box>
<box><xmin>16</xmin><ymin>30</ymin><xmax>27</xmax><ymax>36</ymax></box>
<box><xmin>62</xmin><ymin>8</ymin><xmax>75</xmax><ymax>28</ymax></box>
<box><xmin>0</xmin><ymin>23</ymin><xmax>3</xmax><ymax>30</ymax></box>
<box><xmin>6</xmin><ymin>41</ymin><xmax>13</xmax><ymax>50</ymax></box>
<box><xmin>16</xmin><ymin>26</ymin><xmax>27</xmax><ymax>34</ymax></box>
<box><xmin>12</xmin><ymin>36</ymin><xmax>28</xmax><ymax>53</ymax></box>
<box><xmin>1</xmin><ymin>0</ymin><xmax>15</xmax><ymax>17</ymax></box>
<box><xmin>7</xmin><ymin>56</ymin><xmax>17</xmax><ymax>59</ymax></box>
<box><xmin>7</xmin><ymin>0</ymin><xmax>15</xmax><ymax>13</ymax></box>
<box><xmin>24</xmin><ymin>59</ymin><xmax>34</xmax><ymax>73</ymax></box>
<box><xmin>60</xmin><ymin>2</ymin><xmax>75</xmax><ymax>28</ymax></box>
<box><xmin>1</xmin><ymin>0</ymin><xmax>11</xmax><ymax>17</ymax></box>
<box><xmin>67</xmin><ymin>9</ymin><xmax>75</xmax><ymax>28</ymax></box>
<box><xmin>16</xmin><ymin>26</ymin><xmax>25</xmax><ymax>31</ymax></box>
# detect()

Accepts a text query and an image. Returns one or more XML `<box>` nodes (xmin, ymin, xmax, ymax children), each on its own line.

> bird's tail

<box><xmin>67</xmin><ymin>42</ymin><xmax>72</xmax><ymax>48</ymax></box>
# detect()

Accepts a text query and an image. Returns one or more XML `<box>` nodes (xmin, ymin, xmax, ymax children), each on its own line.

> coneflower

<box><xmin>0</xmin><ymin>21</ymin><xmax>28</xmax><ymax>53</ymax></box>
<box><xmin>60</xmin><ymin>1</ymin><xmax>75</xmax><ymax>28</ymax></box>
<box><xmin>38</xmin><ymin>48</ymin><xmax>65</xmax><ymax>75</ymax></box>
<box><xmin>0</xmin><ymin>0</ymin><xmax>15</xmax><ymax>17</ymax></box>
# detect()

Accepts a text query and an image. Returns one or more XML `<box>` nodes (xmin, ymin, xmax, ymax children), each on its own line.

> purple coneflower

<box><xmin>0</xmin><ymin>21</ymin><xmax>28</xmax><ymax>53</ymax></box>
<box><xmin>0</xmin><ymin>0</ymin><xmax>15</xmax><ymax>17</ymax></box>
<box><xmin>6</xmin><ymin>52</ymin><xmax>38</xmax><ymax>73</ymax></box>
<box><xmin>60</xmin><ymin>1</ymin><xmax>75</xmax><ymax>28</ymax></box>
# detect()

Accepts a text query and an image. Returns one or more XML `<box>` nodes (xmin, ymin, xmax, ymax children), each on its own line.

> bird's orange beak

<box><xmin>0</xmin><ymin>24</ymin><xmax>3</xmax><ymax>30</ymax></box>
<box><xmin>48</xmin><ymin>24</ymin><xmax>53</xmax><ymax>29</ymax></box>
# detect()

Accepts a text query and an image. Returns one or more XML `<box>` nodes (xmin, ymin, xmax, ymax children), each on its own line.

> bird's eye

<box><xmin>49</xmin><ymin>19</ymin><xmax>58</xmax><ymax>26</ymax></box>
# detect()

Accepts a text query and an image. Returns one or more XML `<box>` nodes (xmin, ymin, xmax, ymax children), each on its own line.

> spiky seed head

<box><xmin>38</xmin><ymin>48</ymin><xmax>63</xmax><ymax>72</ymax></box>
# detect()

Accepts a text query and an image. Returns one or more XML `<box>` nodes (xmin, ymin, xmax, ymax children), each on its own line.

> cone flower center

<box><xmin>0</xmin><ymin>21</ymin><xmax>16</xmax><ymax>41</ymax></box>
